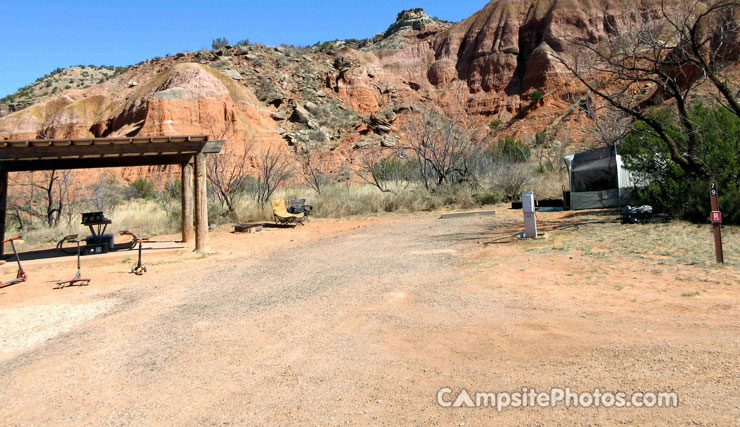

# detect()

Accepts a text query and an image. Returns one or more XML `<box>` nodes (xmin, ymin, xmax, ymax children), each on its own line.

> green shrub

<box><xmin>529</xmin><ymin>90</ymin><xmax>545</xmax><ymax>102</ymax></box>
<box><xmin>211</xmin><ymin>37</ymin><xmax>230</xmax><ymax>49</ymax></box>
<box><xmin>475</xmin><ymin>192</ymin><xmax>502</xmax><ymax>206</ymax></box>
<box><xmin>89</xmin><ymin>175</ymin><xmax>127</xmax><ymax>212</ymax></box>
<box><xmin>127</xmin><ymin>178</ymin><xmax>157</xmax><ymax>200</ymax></box>
<box><xmin>485</xmin><ymin>135</ymin><xmax>531</xmax><ymax>163</ymax></box>
<box><xmin>372</xmin><ymin>157</ymin><xmax>417</xmax><ymax>183</ymax></box>
<box><xmin>622</xmin><ymin>104</ymin><xmax>740</xmax><ymax>224</ymax></box>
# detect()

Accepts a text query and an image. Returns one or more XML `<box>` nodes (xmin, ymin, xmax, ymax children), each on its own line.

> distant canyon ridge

<box><xmin>0</xmin><ymin>0</ymin><xmax>711</xmax><ymax>178</ymax></box>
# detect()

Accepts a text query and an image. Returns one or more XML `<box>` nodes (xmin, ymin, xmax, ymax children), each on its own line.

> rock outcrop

<box><xmin>0</xmin><ymin>62</ymin><xmax>285</xmax><ymax>168</ymax></box>
<box><xmin>384</xmin><ymin>8</ymin><xmax>437</xmax><ymax>38</ymax></box>
<box><xmin>1</xmin><ymin>0</ymin><xmax>731</xmax><ymax>180</ymax></box>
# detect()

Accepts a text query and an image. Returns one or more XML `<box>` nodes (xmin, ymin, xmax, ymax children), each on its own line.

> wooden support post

<box><xmin>0</xmin><ymin>169</ymin><xmax>7</xmax><ymax>259</ymax></box>
<box><xmin>710</xmin><ymin>182</ymin><xmax>724</xmax><ymax>264</ymax></box>
<box><xmin>194</xmin><ymin>153</ymin><xmax>208</xmax><ymax>251</ymax></box>
<box><xmin>181</xmin><ymin>161</ymin><xmax>194</xmax><ymax>243</ymax></box>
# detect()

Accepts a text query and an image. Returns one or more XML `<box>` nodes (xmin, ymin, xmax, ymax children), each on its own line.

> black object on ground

<box><xmin>622</xmin><ymin>205</ymin><xmax>655</xmax><ymax>224</ymax></box>
<box><xmin>288</xmin><ymin>199</ymin><xmax>314</xmax><ymax>218</ymax></box>
<box><xmin>512</xmin><ymin>198</ymin><xmax>565</xmax><ymax>210</ymax></box>
<box><xmin>538</xmin><ymin>198</ymin><xmax>565</xmax><ymax>208</ymax></box>
<box><xmin>57</xmin><ymin>216</ymin><xmax>138</xmax><ymax>255</ymax></box>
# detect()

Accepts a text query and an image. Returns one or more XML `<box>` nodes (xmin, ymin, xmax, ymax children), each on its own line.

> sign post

<box><xmin>710</xmin><ymin>182</ymin><xmax>724</xmax><ymax>264</ymax></box>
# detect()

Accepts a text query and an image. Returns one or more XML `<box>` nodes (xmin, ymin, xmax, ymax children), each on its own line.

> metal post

<box><xmin>0</xmin><ymin>169</ymin><xmax>7</xmax><ymax>259</ymax></box>
<box><xmin>710</xmin><ymin>182</ymin><xmax>724</xmax><ymax>264</ymax></box>
<box><xmin>522</xmin><ymin>192</ymin><xmax>538</xmax><ymax>238</ymax></box>
<box><xmin>194</xmin><ymin>153</ymin><xmax>209</xmax><ymax>252</ymax></box>
<box><xmin>181</xmin><ymin>161</ymin><xmax>195</xmax><ymax>243</ymax></box>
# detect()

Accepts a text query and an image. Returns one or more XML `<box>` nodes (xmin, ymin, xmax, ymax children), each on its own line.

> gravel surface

<box><xmin>0</xmin><ymin>300</ymin><xmax>116</xmax><ymax>355</ymax></box>
<box><xmin>0</xmin><ymin>213</ymin><xmax>738</xmax><ymax>425</ymax></box>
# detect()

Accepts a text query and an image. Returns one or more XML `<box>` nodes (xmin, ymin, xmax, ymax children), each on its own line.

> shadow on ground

<box><xmin>425</xmin><ymin>209</ymin><xmax>622</xmax><ymax>246</ymax></box>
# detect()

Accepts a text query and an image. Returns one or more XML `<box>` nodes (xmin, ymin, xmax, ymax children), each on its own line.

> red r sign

<box><xmin>711</xmin><ymin>211</ymin><xmax>722</xmax><ymax>224</ymax></box>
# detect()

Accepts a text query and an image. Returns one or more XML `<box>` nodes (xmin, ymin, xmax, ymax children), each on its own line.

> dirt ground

<box><xmin>0</xmin><ymin>207</ymin><xmax>738</xmax><ymax>425</ymax></box>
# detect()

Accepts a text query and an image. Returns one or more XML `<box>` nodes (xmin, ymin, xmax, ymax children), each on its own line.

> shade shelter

<box><xmin>0</xmin><ymin>135</ymin><xmax>225</xmax><ymax>258</ymax></box>
<box><xmin>563</xmin><ymin>145</ymin><xmax>636</xmax><ymax>210</ymax></box>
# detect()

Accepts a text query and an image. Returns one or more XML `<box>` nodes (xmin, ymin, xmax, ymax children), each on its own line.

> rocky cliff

<box><xmin>0</xmin><ymin>0</ymin><xmax>713</xmax><ymax>178</ymax></box>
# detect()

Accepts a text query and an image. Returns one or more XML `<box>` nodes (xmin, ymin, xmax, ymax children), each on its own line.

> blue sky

<box><xmin>0</xmin><ymin>1</ymin><xmax>487</xmax><ymax>97</ymax></box>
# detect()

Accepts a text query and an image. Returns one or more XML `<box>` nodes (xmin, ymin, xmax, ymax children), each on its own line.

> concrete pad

<box><xmin>439</xmin><ymin>210</ymin><xmax>496</xmax><ymax>220</ymax></box>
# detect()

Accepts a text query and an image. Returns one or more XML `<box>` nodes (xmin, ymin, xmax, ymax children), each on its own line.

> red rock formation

<box><xmin>1</xmin><ymin>0</ymin><xmax>731</xmax><ymax>181</ymax></box>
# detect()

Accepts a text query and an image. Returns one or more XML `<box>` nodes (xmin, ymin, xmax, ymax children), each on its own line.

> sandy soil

<box><xmin>0</xmin><ymin>209</ymin><xmax>738</xmax><ymax>425</ymax></box>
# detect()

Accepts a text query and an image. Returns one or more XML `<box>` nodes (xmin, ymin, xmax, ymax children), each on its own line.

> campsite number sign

<box><xmin>709</xmin><ymin>182</ymin><xmax>724</xmax><ymax>264</ymax></box>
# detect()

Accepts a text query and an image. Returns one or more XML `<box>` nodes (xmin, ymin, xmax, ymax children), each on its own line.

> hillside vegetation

<box><xmin>0</xmin><ymin>65</ymin><xmax>130</xmax><ymax>118</ymax></box>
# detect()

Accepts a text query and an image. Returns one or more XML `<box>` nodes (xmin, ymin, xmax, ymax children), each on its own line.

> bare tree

<box><xmin>207</xmin><ymin>138</ymin><xmax>255</xmax><ymax>216</ymax></box>
<box><xmin>89</xmin><ymin>170</ymin><xmax>126</xmax><ymax>213</ymax></box>
<box><xmin>554</xmin><ymin>0</ymin><xmax>740</xmax><ymax>178</ymax></box>
<box><xmin>356</xmin><ymin>149</ymin><xmax>412</xmax><ymax>194</ymax></box>
<box><xmin>299</xmin><ymin>152</ymin><xmax>332</xmax><ymax>195</ymax></box>
<box><xmin>253</xmin><ymin>146</ymin><xmax>292</xmax><ymax>209</ymax></box>
<box><xmin>494</xmin><ymin>163</ymin><xmax>533</xmax><ymax>201</ymax></box>
<box><xmin>589</xmin><ymin>105</ymin><xmax>632</xmax><ymax>148</ymax></box>
<box><xmin>403</xmin><ymin>109</ymin><xmax>482</xmax><ymax>190</ymax></box>
<box><xmin>8</xmin><ymin>169</ymin><xmax>78</xmax><ymax>228</ymax></box>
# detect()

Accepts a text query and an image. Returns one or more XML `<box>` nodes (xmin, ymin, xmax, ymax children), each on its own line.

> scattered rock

<box><xmin>304</xmin><ymin>101</ymin><xmax>320</xmax><ymax>115</ymax></box>
<box><xmin>333</xmin><ymin>55</ymin><xmax>353</xmax><ymax>71</ymax></box>
<box><xmin>381</xmin><ymin>136</ymin><xmax>398</xmax><ymax>148</ymax></box>
<box><xmin>355</xmin><ymin>135</ymin><xmax>382</xmax><ymax>149</ymax></box>
<box><xmin>270</xmin><ymin>111</ymin><xmax>287</xmax><ymax>121</ymax></box>
<box><xmin>221</xmin><ymin>69</ymin><xmax>242</xmax><ymax>81</ymax></box>
<box><xmin>290</xmin><ymin>104</ymin><xmax>312</xmax><ymax>124</ymax></box>
<box><xmin>376</xmin><ymin>125</ymin><xmax>392</xmax><ymax>134</ymax></box>
<box><xmin>370</xmin><ymin>114</ymin><xmax>390</xmax><ymax>127</ymax></box>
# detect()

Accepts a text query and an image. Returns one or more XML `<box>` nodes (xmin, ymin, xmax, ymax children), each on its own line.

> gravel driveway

<box><xmin>0</xmin><ymin>213</ymin><xmax>738</xmax><ymax>425</ymax></box>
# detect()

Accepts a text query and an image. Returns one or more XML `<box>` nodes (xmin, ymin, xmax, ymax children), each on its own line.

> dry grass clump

<box><xmin>226</xmin><ymin>183</ymin><xmax>483</xmax><ymax>221</ymax></box>
<box><xmin>552</xmin><ymin>214</ymin><xmax>739</xmax><ymax>267</ymax></box>
<box><xmin>111</xmin><ymin>200</ymin><xmax>177</xmax><ymax>237</ymax></box>
<box><xmin>7</xmin><ymin>161</ymin><xmax>564</xmax><ymax>251</ymax></box>
<box><xmin>529</xmin><ymin>170</ymin><xmax>568</xmax><ymax>199</ymax></box>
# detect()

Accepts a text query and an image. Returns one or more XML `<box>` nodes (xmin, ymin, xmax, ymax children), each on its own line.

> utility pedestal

<box><xmin>522</xmin><ymin>192</ymin><xmax>538</xmax><ymax>239</ymax></box>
